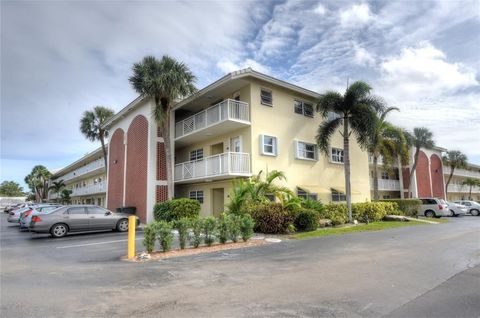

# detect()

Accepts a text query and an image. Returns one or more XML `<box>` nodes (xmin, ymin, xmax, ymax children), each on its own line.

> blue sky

<box><xmin>1</xmin><ymin>0</ymin><xmax>480</xmax><ymax>191</ymax></box>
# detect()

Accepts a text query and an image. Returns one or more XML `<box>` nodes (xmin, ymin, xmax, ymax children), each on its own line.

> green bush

<box><xmin>218</xmin><ymin>213</ymin><xmax>229</xmax><ymax>244</ymax></box>
<box><xmin>379</xmin><ymin>199</ymin><xmax>421</xmax><ymax>217</ymax></box>
<box><xmin>156</xmin><ymin>221</ymin><xmax>173</xmax><ymax>252</ymax></box>
<box><xmin>173</xmin><ymin>217</ymin><xmax>190</xmax><ymax>249</ymax></box>
<box><xmin>323</xmin><ymin>203</ymin><xmax>349</xmax><ymax>225</ymax></box>
<box><xmin>153</xmin><ymin>198</ymin><xmax>200</xmax><ymax>222</ymax></box>
<box><xmin>190</xmin><ymin>218</ymin><xmax>203</xmax><ymax>248</ymax></box>
<box><xmin>227</xmin><ymin>214</ymin><xmax>241</xmax><ymax>243</ymax></box>
<box><xmin>250</xmin><ymin>202</ymin><xmax>295</xmax><ymax>234</ymax></box>
<box><xmin>301</xmin><ymin>199</ymin><xmax>324</xmax><ymax>214</ymax></box>
<box><xmin>352</xmin><ymin>202</ymin><xmax>397</xmax><ymax>222</ymax></box>
<box><xmin>295</xmin><ymin>209</ymin><xmax>319</xmax><ymax>231</ymax></box>
<box><xmin>203</xmin><ymin>216</ymin><xmax>217</xmax><ymax>247</ymax></box>
<box><xmin>239</xmin><ymin>214</ymin><xmax>255</xmax><ymax>242</ymax></box>
<box><xmin>143</xmin><ymin>222</ymin><xmax>156</xmax><ymax>253</ymax></box>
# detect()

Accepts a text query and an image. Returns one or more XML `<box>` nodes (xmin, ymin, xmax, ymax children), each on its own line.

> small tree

<box><xmin>49</xmin><ymin>179</ymin><xmax>65</xmax><ymax>202</ymax></box>
<box><xmin>406</xmin><ymin>127</ymin><xmax>435</xmax><ymax>198</ymax></box>
<box><xmin>25</xmin><ymin>165</ymin><xmax>51</xmax><ymax>202</ymax></box>
<box><xmin>462</xmin><ymin>178</ymin><xmax>480</xmax><ymax>200</ymax></box>
<box><xmin>443</xmin><ymin>151</ymin><xmax>468</xmax><ymax>197</ymax></box>
<box><xmin>60</xmin><ymin>189</ymin><xmax>73</xmax><ymax>204</ymax></box>
<box><xmin>0</xmin><ymin>181</ymin><xmax>24</xmax><ymax>197</ymax></box>
<box><xmin>173</xmin><ymin>218</ymin><xmax>190</xmax><ymax>249</ymax></box>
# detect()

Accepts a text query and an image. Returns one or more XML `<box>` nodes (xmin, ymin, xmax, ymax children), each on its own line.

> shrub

<box><xmin>156</xmin><ymin>221</ymin><xmax>173</xmax><ymax>252</ymax></box>
<box><xmin>203</xmin><ymin>216</ymin><xmax>217</xmax><ymax>247</ymax></box>
<box><xmin>153</xmin><ymin>201</ymin><xmax>171</xmax><ymax>222</ymax></box>
<box><xmin>323</xmin><ymin>203</ymin><xmax>349</xmax><ymax>226</ymax></box>
<box><xmin>218</xmin><ymin>213</ymin><xmax>229</xmax><ymax>244</ymax></box>
<box><xmin>239</xmin><ymin>214</ymin><xmax>255</xmax><ymax>242</ymax></box>
<box><xmin>190</xmin><ymin>218</ymin><xmax>203</xmax><ymax>248</ymax></box>
<box><xmin>227</xmin><ymin>214</ymin><xmax>241</xmax><ymax>243</ymax></box>
<box><xmin>380</xmin><ymin>199</ymin><xmax>421</xmax><ymax>217</ymax></box>
<box><xmin>295</xmin><ymin>209</ymin><xmax>319</xmax><ymax>232</ymax></box>
<box><xmin>143</xmin><ymin>222</ymin><xmax>156</xmax><ymax>253</ymax></box>
<box><xmin>301</xmin><ymin>199</ymin><xmax>325</xmax><ymax>214</ymax></box>
<box><xmin>153</xmin><ymin>198</ymin><xmax>200</xmax><ymax>222</ymax></box>
<box><xmin>250</xmin><ymin>202</ymin><xmax>295</xmax><ymax>234</ymax></box>
<box><xmin>173</xmin><ymin>217</ymin><xmax>190</xmax><ymax>249</ymax></box>
<box><xmin>351</xmin><ymin>202</ymin><xmax>394</xmax><ymax>222</ymax></box>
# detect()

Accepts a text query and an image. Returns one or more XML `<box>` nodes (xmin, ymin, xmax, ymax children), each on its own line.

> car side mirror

<box><xmin>105</xmin><ymin>211</ymin><xmax>112</xmax><ymax>216</ymax></box>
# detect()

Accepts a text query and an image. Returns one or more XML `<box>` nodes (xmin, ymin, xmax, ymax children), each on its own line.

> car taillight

<box><xmin>438</xmin><ymin>204</ymin><xmax>443</xmax><ymax>210</ymax></box>
<box><xmin>24</xmin><ymin>210</ymin><xmax>32</xmax><ymax>217</ymax></box>
<box><xmin>31</xmin><ymin>216</ymin><xmax>42</xmax><ymax>223</ymax></box>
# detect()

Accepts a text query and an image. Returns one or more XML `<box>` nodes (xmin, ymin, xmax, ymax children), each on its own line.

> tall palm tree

<box><xmin>316</xmin><ymin>81</ymin><xmax>386</xmax><ymax>222</ymax></box>
<box><xmin>80</xmin><ymin>106</ymin><xmax>115</xmax><ymax>170</ymax></box>
<box><xmin>49</xmin><ymin>179</ymin><xmax>66</xmax><ymax>202</ymax></box>
<box><xmin>394</xmin><ymin>128</ymin><xmax>412</xmax><ymax>199</ymax></box>
<box><xmin>407</xmin><ymin>127</ymin><xmax>435</xmax><ymax>198</ymax></box>
<box><xmin>442</xmin><ymin>150</ymin><xmax>468</xmax><ymax>198</ymax></box>
<box><xmin>129</xmin><ymin>55</ymin><xmax>197</xmax><ymax>199</ymax></box>
<box><xmin>367</xmin><ymin>107</ymin><xmax>400</xmax><ymax>200</ymax></box>
<box><xmin>25</xmin><ymin>165</ymin><xmax>51</xmax><ymax>202</ymax></box>
<box><xmin>462</xmin><ymin>178</ymin><xmax>480</xmax><ymax>200</ymax></box>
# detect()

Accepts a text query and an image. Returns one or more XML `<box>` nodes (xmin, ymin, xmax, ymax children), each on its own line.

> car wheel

<box><xmin>471</xmin><ymin>209</ymin><xmax>480</xmax><ymax>216</ymax></box>
<box><xmin>116</xmin><ymin>219</ymin><xmax>129</xmax><ymax>232</ymax></box>
<box><xmin>449</xmin><ymin>210</ymin><xmax>455</xmax><ymax>217</ymax></box>
<box><xmin>425</xmin><ymin>210</ymin><xmax>436</xmax><ymax>218</ymax></box>
<box><xmin>50</xmin><ymin>223</ymin><xmax>68</xmax><ymax>238</ymax></box>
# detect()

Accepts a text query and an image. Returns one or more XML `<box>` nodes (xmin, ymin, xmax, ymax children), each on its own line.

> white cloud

<box><xmin>353</xmin><ymin>43</ymin><xmax>376</xmax><ymax>66</ymax></box>
<box><xmin>340</xmin><ymin>3</ymin><xmax>374</xmax><ymax>27</ymax></box>
<box><xmin>217</xmin><ymin>58</ymin><xmax>270</xmax><ymax>74</ymax></box>
<box><xmin>313</xmin><ymin>4</ymin><xmax>326</xmax><ymax>15</ymax></box>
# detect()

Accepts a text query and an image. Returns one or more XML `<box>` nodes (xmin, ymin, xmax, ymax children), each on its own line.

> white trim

<box><xmin>295</xmin><ymin>140</ymin><xmax>318</xmax><ymax>161</ymax></box>
<box><xmin>329</xmin><ymin>147</ymin><xmax>345</xmax><ymax>164</ymax></box>
<box><xmin>260</xmin><ymin>87</ymin><xmax>273</xmax><ymax>107</ymax></box>
<box><xmin>260</xmin><ymin>134</ymin><xmax>278</xmax><ymax>156</ymax></box>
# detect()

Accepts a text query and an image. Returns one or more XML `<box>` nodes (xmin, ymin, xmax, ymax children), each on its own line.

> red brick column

<box><xmin>416</xmin><ymin>151</ymin><xmax>432</xmax><ymax>197</ymax></box>
<box><xmin>430</xmin><ymin>154</ymin><xmax>445</xmax><ymax>199</ymax></box>
<box><xmin>107</xmin><ymin>129</ymin><xmax>125</xmax><ymax>211</ymax></box>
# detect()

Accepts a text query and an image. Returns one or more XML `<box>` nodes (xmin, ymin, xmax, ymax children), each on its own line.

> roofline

<box><xmin>102</xmin><ymin>95</ymin><xmax>145</xmax><ymax>130</ymax></box>
<box><xmin>51</xmin><ymin>146</ymin><xmax>105</xmax><ymax>178</ymax></box>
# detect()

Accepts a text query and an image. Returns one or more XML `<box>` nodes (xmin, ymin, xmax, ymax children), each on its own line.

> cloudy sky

<box><xmin>2</xmin><ymin>0</ymin><xmax>480</xmax><ymax>190</ymax></box>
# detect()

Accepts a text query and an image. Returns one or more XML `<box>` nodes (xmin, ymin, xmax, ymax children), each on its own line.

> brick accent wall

<box><xmin>157</xmin><ymin>142</ymin><xmax>167</xmax><ymax>180</ymax></box>
<box><xmin>107</xmin><ymin>129</ymin><xmax>125</xmax><ymax>211</ymax></box>
<box><xmin>156</xmin><ymin>185</ymin><xmax>168</xmax><ymax>202</ymax></box>
<box><xmin>416</xmin><ymin>150</ymin><xmax>432</xmax><ymax>197</ymax></box>
<box><xmin>125</xmin><ymin>115</ymin><xmax>148</xmax><ymax>223</ymax></box>
<box><xmin>430</xmin><ymin>154</ymin><xmax>445</xmax><ymax>199</ymax></box>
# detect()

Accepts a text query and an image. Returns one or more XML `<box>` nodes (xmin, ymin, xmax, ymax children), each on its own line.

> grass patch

<box><xmin>291</xmin><ymin>220</ymin><xmax>426</xmax><ymax>240</ymax></box>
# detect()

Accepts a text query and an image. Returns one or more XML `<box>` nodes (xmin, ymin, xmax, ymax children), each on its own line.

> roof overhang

<box><xmin>102</xmin><ymin>96</ymin><xmax>145</xmax><ymax>130</ymax></box>
<box><xmin>51</xmin><ymin>147</ymin><xmax>105</xmax><ymax>178</ymax></box>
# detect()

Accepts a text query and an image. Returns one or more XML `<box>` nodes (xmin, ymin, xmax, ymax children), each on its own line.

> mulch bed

<box><xmin>124</xmin><ymin>239</ymin><xmax>267</xmax><ymax>262</ymax></box>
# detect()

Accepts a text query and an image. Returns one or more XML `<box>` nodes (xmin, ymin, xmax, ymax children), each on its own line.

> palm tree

<box><xmin>407</xmin><ymin>127</ymin><xmax>435</xmax><ymax>198</ymax></box>
<box><xmin>394</xmin><ymin>128</ymin><xmax>412</xmax><ymax>199</ymax></box>
<box><xmin>462</xmin><ymin>178</ymin><xmax>480</xmax><ymax>200</ymax></box>
<box><xmin>316</xmin><ymin>81</ymin><xmax>386</xmax><ymax>222</ymax></box>
<box><xmin>49</xmin><ymin>179</ymin><xmax>66</xmax><ymax>202</ymax></box>
<box><xmin>442</xmin><ymin>150</ymin><xmax>468</xmax><ymax>198</ymax></box>
<box><xmin>129</xmin><ymin>55</ymin><xmax>197</xmax><ymax>199</ymax></box>
<box><xmin>80</xmin><ymin>106</ymin><xmax>115</xmax><ymax>170</ymax></box>
<box><xmin>367</xmin><ymin>107</ymin><xmax>400</xmax><ymax>200</ymax></box>
<box><xmin>25</xmin><ymin>165</ymin><xmax>51</xmax><ymax>202</ymax></box>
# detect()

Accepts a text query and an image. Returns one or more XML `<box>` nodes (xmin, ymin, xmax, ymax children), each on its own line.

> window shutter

<box><xmin>294</xmin><ymin>141</ymin><xmax>300</xmax><ymax>159</ymax></box>
<box><xmin>275</xmin><ymin>137</ymin><xmax>279</xmax><ymax>156</ymax></box>
<box><xmin>259</xmin><ymin>134</ymin><xmax>265</xmax><ymax>155</ymax></box>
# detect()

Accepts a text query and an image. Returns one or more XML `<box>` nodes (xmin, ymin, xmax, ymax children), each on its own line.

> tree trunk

<box><xmin>408</xmin><ymin>147</ymin><xmax>420</xmax><ymax>198</ymax></box>
<box><xmin>373</xmin><ymin>154</ymin><xmax>379</xmax><ymax>201</ymax></box>
<box><xmin>161</xmin><ymin>113</ymin><xmax>174</xmax><ymax>200</ymax></box>
<box><xmin>398</xmin><ymin>155</ymin><xmax>404</xmax><ymax>199</ymax></box>
<box><xmin>445</xmin><ymin>166</ymin><xmax>454</xmax><ymax>199</ymax></box>
<box><xmin>100</xmin><ymin>131</ymin><xmax>108</xmax><ymax>174</ymax></box>
<box><xmin>343</xmin><ymin>117</ymin><xmax>352</xmax><ymax>223</ymax></box>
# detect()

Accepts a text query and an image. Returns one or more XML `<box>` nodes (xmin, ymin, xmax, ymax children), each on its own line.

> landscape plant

<box><xmin>239</xmin><ymin>214</ymin><xmax>255</xmax><ymax>242</ymax></box>
<box><xmin>227</xmin><ymin>214</ymin><xmax>241</xmax><ymax>243</ymax></box>
<box><xmin>143</xmin><ymin>222</ymin><xmax>157</xmax><ymax>253</ymax></box>
<box><xmin>218</xmin><ymin>214</ymin><xmax>229</xmax><ymax>244</ymax></box>
<box><xmin>190</xmin><ymin>218</ymin><xmax>203</xmax><ymax>248</ymax></box>
<box><xmin>203</xmin><ymin>216</ymin><xmax>217</xmax><ymax>247</ymax></box>
<box><xmin>156</xmin><ymin>221</ymin><xmax>173</xmax><ymax>252</ymax></box>
<box><xmin>379</xmin><ymin>199</ymin><xmax>421</xmax><ymax>217</ymax></box>
<box><xmin>294</xmin><ymin>209</ymin><xmax>319</xmax><ymax>232</ymax></box>
<box><xmin>462</xmin><ymin>178</ymin><xmax>480</xmax><ymax>200</ymax></box>
<box><xmin>250</xmin><ymin>202</ymin><xmax>295</xmax><ymax>234</ymax></box>
<box><xmin>153</xmin><ymin>198</ymin><xmax>200</xmax><ymax>222</ymax></box>
<box><xmin>442</xmin><ymin>150</ymin><xmax>468</xmax><ymax>197</ymax></box>
<box><xmin>173</xmin><ymin>217</ymin><xmax>190</xmax><ymax>249</ymax></box>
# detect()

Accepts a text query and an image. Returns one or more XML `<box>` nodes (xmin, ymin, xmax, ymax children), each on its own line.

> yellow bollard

<box><xmin>127</xmin><ymin>215</ymin><xmax>136</xmax><ymax>260</ymax></box>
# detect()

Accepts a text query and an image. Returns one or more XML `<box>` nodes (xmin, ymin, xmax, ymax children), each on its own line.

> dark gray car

<box><xmin>29</xmin><ymin>205</ymin><xmax>140</xmax><ymax>238</ymax></box>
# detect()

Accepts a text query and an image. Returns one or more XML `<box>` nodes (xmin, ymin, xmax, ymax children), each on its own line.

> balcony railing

<box><xmin>59</xmin><ymin>159</ymin><xmax>105</xmax><ymax>182</ymax></box>
<box><xmin>447</xmin><ymin>184</ymin><xmax>480</xmax><ymax>193</ymax></box>
<box><xmin>175</xmin><ymin>99</ymin><xmax>250</xmax><ymax>139</ymax></box>
<box><xmin>49</xmin><ymin>182</ymin><xmax>106</xmax><ymax>200</ymax></box>
<box><xmin>444</xmin><ymin>167</ymin><xmax>480</xmax><ymax>179</ymax></box>
<box><xmin>370</xmin><ymin>178</ymin><xmax>401</xmax><ymax>191</ymax></box>
<box><xmin>174</xmin><ymin>152</ymin><xmax>251</xmax><ymax>182</ymax></box>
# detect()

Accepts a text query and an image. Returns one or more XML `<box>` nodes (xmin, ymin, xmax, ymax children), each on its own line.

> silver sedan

<box><xmin>29</xmin><ymin>205</ymin><xmax>140</xmax><ymax>238</ymax></box>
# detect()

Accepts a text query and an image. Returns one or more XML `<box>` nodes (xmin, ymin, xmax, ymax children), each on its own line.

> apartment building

<box><xmin>101</xmin><ymin>68</ymin><xmax>372</xmax><ymax>222</ymax></box>
<box><xmin>48</xmin><ymin>147</ymin><xmax>107</xmax><ymax>206</ymax></box>
<box><xmin>444</xmin><ymin>163</ymin><xmax>480</xmax><ymax>201</ymax></box>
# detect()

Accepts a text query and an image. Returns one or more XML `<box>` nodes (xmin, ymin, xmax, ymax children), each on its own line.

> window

<box><xmin>297</xmin><ymin>188</ymin><xmax>318</xmax><ymax>200</ymax></box>
<box><xmin>383</xmin><ymin>195</ymin><xmax>391</xmax><ymax>199</ymax></box>
<box><xmin>88</xmin><ymin>207</ymin><xmax>108</xmax><ymax>215</ymax></box>
<box><xmin>331</xmin><ymin>148</ymin><xmax>344</xmax><ymax>163</ymax></box>
<box><xmin>260</xmin><ymin>135</ymin><xmax>278</xmax><ymax>156</ymax></box>
<box><xmin>295</xmin><ymin>141</ymin><xmax>318</xmax><ymax>160</ymax></box>
<box><xmin>189</xmin><ymin>190</ymin><xmax>204</xmax><ymax>204</ymax></box>
<box><xmin>294</xmin><ymin>100</ymin><xmax>314</xmax><ymax>117</ymax></box>
<box><xmin>331</xmin><ymin>189</ymin><xmax>346</xmax><ymax>202</ymax></box>
<box><xmin>261</xmin><ymin>89</ymin><xmax>273</xmax><ymax>106</ymax></box>
<box><xmin>189</xmin><ymin>148</ymin><xmax>204</xmax><ymax>161</ymax></box>
<box><xmin>67</xmin><ymin>207</ymin><xmax>86</xmax><ymax>215</ymax></box>
<box><xmin>381</xmin><ymin>171</ymin><xmax>389</xmax><ymax>180</ymax></box>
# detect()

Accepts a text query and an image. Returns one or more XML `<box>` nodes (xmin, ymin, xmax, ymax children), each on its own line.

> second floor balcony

<box><xmin>49</xmin><ymin>182</ymin><xmax>107</xmax><ymax>200</ymax></box>
<box><xmin>370</xmin><ymin>178</ymin><xmax>401</xmax><ymax>191</ymax></box>
<box><xmin>59</xmin><ymin>159</ymin><xmax>105</xmax><ymax>183</ymax></box>
<box><xmin>444</xmin><ymin>167</ymin><xmax>480</xmax><ymax>179</ymax></box>
<box><xmin>447</xmin><ymin>183</ymin><xmax>480</xmax><ymax>194</ymax></box>
<box><xmin>174</xmin><ymin>152</ymin><xmax>251</xmax><ymax>183</ymax></box>
<box><xmin>174</xmin><ymin>99</ymin><xmax>250</xmax><ymax>146</ymax></box>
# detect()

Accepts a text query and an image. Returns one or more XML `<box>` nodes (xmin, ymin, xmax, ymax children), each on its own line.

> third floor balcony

<box><xmin>59</xmin><ymin>159</ymin><xmax>105</xmax><ymax>183</ymax></box>
<box><xmin>370</xmin><ymin>178</ymin><xmax>401</xmax><ymax>191</ymax></box>
<box><xmin>444</xmin><ymin>167</ymin><xmax>480</xmax><ymax>179</ymax></box>
<box><xmin>174</xmin><ymin>99</ymin><xmax>250</xmax><ymax>146</ymax></box>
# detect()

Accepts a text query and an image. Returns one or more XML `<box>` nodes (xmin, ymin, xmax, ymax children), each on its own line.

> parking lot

<box><xmin>1</xmin><ymin>213</ymin><xmax>480</xmax><ymax>317</ymax></box>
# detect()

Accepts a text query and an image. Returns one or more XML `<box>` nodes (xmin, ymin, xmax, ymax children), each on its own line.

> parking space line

<box><xmin>56</xmin><ymin>237</ymin><xmax>143</xmax><ymax>249</ymax></box>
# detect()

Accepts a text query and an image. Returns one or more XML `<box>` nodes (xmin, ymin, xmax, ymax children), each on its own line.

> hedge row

<box><xmin>153</xmin><ymin>198</ymin><xmax>200</xmax><ymax>222</ymax></box>
<box><xmin>378</xmin><ymin>199</ymin><xmax>422</xmax><ymax>217</ymax></box>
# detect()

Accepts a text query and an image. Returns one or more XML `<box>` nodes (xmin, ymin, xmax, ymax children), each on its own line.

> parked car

<box><xmin>4</xmin><ymin>203</ymin><xmax>23</xmax><ymax>213</ymax></box>
<box><xmin>453</xmin><ymin>200</ymin><xmax>480</xmax><ymax>216</ymax></box>
<box><xmin>446</xmin><ymin>201</ymin><xmax>467</xmax><ymax>217</ymax></box>
<box><xmin>418</xmin><ymin>198</ymin><xmax>449</xmax><ymax>218</ymax></box>
<box><xmin>7</xmin><ymin>206</ymin><xmax>36</xmax><ymax>223</ymax></box>
<box><xmin>19</xmin><ymin>204</ymin><xmax>63</xmax><ymax>229</ymax></box>
<box><xmin>29</xmin><ymin>205</ymin><xmax>140</xmax><ymax>238</ymax></box>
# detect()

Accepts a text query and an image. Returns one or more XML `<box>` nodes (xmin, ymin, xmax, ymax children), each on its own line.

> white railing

<box><xmin>444</xmin><ymin>167</ymin><xmax>480</xmax><ymax>179</ymax></box>
<box><xmin>175</xmin><ymin>99</ymin><xmax>250</xmax><ymax>138</ymax></box>
<box><xmin>174</xmin><ymin>152</ymin><xmax>251</xmax><ymax>182</ymax></box>
<box><xmin>59</xmin><ymin>159</ymin><xmax>105</xmax><ymax>182</ymax></box>
<box><xmin>49</xmin><ymin>182</ymin><xmax>106</xmax><ymax>200</ymax></box>
<box><xmin>447</xmin><ymin>184</ymin><xmax>480</xmax><ymax>193</ymax></box>
<box><xmin>370</xmin><ymin>178</ymin><xmax>401</xmax><ymax>191</ymax></box>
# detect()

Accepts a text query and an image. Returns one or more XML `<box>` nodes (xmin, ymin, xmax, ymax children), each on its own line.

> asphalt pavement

<box><xmin>1</xmin><ymin>213</ymin><xmax>479</xmax><ymax>317</ymax></box>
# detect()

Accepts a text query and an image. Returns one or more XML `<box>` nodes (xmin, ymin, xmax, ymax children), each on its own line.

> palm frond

<box><xmin>316</xmin><ymin>117</ymin><xmax>342</xmax><ymax>155</ymax></box>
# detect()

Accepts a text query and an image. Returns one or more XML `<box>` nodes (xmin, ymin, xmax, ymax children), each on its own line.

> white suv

<box><xmin>418</xmin><ymin>198</ymin><xmax>449</xmax><ymax>218</ymax></box>
<box><xmin>453</xmin><ymin>200</ymin><xmax>480</xmax><ymax>216</ymax></box>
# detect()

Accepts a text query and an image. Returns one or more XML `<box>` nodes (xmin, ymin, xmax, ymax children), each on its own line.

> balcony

<box><xmin>370</xmin><ymin>178</ymin><xmax>401</xmax><ymax>191</ymax></box>
<box><xmin>174</xmin><ymin>99</ymin><xmax>250</xmax><ymax>146</ymax></box>
<box><xmin>174</xmin><ymin>152</ymin><xmax>251</xmax><ymax>183</ymax></box>
<box><xmin>49</xmin><ymin>182</ymin><xmax>107</xmax><ymax>200</ymax></box>
<box><xmin>60</xmin><ymin>159</ymin><xmax>105</xmax><ymax>182</ymax></box>
<box><xmin>444</xmin><ymin>167</ymin><xmax>480</xmax><ymax>179</ymax></box>
<box><xmin>447</xmin><ymin>184</ymin><xmax>480</xmax><ymax>193</ymax></box>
